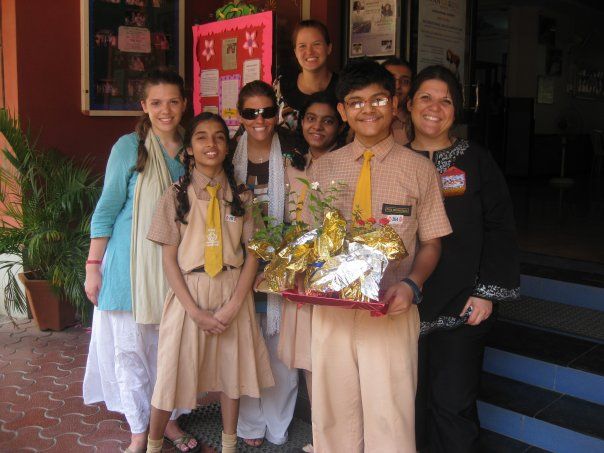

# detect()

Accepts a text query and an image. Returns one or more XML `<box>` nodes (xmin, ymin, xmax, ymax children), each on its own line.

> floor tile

<box><xmin>479</xmin><ymin>429</ymin><xmax>530</xmax><ymax>452</ymax></box>
<box><xmin>80</xmin><ymin>406</ymin><xmax>125</xmax><ymax>426</ymax></box>
<box><xmin>3</xmin><ymin>408</ymin><xmax>60</xmax><ymax>431</ymax></box>
<box><xmin>46</xmin><ymin>396</ymin><xmax>100</xmax><ymax>418</ymax></box>
<box><xmin>4</xmin><ymin>425</ymin><xmax>55</xmax><ymax>451</ymax></box>
<box><xmin>0</xmin><ymin>429</ymin><xmax>18</xmax><ymax>446</ymax></box>
<box><xmin>43</xmin><ymin>433</ymin><xmax>85</xmax><ymax>453</ymax></box>
<box><xmin>536</xmin><ymin>394</ymin><xmax>604</xmax><ymax>439</ymax></box>
<box><xmin>0</xmin><ymin>386</ymin><xmax>30</xmax><ymax>410</ymax></box>
<box><xmin>24</xmin><ymin>362</ymin><xmax>70</xmax><ymax>380</ymax></box>
<box><xmin>79</xmin><ymin>419</ymin><xmax>130</xmax><ymax>446</ymax></box>
<box><xmin>27</xmin><ymin>391</ymin><xmax>64</xmax><ymax>411</ymax></box>
<box><xmin>96</xmin><ymin>439</ymin><xmax>129</xmax><ymax>452</ymax></box>
<box><xmin>0</xmin><ymin>371</ymin><xmax>36</xmax><ymax>390</ymax></box>
<box><xmin>0</xmin><ymin>402</ymin><xmax>25</xmax><ymax>424</ymax></box>
<box><xmin>487</xmin><ymin>321</ymin><xmax>595</xmax><ymax>367</ymax></box>
<box><xmin>47</xmin><ymin>381</ymin><xmax>83</xmax><ymax>401</ymax></box>
<box><xmin>40</xmin><ymin>413</ymin><xmax>97</xmax><ymax>439</ymax></box>
<box><xmin>569</xmin><ymin>345</ymin><xmax>604</xmax><ymax>375</ymax></box>
<box><xmin>54</xmin><ymin>366</ymin><xmax>85</xmax><ymax>386</ymax></box>
<box><xmin>479</xmin><ymin>373</ymin><xmax>561</xmax><ymax>417</ymax></box>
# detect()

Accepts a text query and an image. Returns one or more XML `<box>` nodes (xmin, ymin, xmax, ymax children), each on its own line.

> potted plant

<box><xmin>0</xmin><ymin>109</ymin><xmax>101</xmax><ymax>329</ymax></box>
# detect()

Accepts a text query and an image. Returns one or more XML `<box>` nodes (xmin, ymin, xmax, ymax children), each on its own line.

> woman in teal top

<box><xmin>83</xmin><ymin>69</ymin><xmax>199</xmax><ymax>453</ymax></box>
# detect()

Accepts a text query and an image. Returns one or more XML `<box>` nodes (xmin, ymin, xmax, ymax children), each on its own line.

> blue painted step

<box><xmin>484</xmin><ymin>321</ymin><xmax>604</xmax><ymax>405</ymax></box>
<box><xmin>478</xmin><ymin>373</ymin><xmax>604</xmax><ymax>452</ymax></box>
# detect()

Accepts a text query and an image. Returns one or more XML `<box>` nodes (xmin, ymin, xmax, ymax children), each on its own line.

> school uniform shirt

<box><xmin>306</xmin><ymin>135</ymin><xmax>452</xmax><ymax>453</ymax></box>
<box><xmin>146</xmin><ymin>168</ymin><xmax>274</xmax><ymax>409</ymax></box>
<box><xmin>308</xmin><ymin>135</ymin><xmax>452</xmax><ymax>287</ymax></box>
<box><xmin>392</xmin><ymin>110</ymin><xmax>411</xmax><ymax>146</ymax></box>
<box><xmin>147</xmin><ymin>168</ymin><xmax>254</xmax><ymax>269</ymax></box>
<box><xmin>90</xmin><ymin>132</ymin><xmax>183</xmax><ymax>311</ymax></box>
<box><xmin>410</xmin><ymin>139</ymin><xmax>520</xmax><ymax>322</ymax></box>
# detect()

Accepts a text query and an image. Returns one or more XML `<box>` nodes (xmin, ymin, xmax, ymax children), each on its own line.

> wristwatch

<box><xmin>402</xmin><ymin>278</ymin><xmax>423</xmax><ymax>305</ymax></box>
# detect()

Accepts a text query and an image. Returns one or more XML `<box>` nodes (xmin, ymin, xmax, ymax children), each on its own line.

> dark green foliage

<box><xmin>0</xmin><ymin>109</ymin><xmax>101</xmax><ymax>321</ymax></box>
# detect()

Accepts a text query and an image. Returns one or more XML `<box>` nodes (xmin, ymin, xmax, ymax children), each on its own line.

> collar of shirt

<box><xmin>191</xmin><ymin>167</ymin><xmax>228</xmax><ymax>200</ymax></box>
<box><xmin>351</xmin><ymin>134</ymin><xmax>395</xmax><ymax>163</ymax></box>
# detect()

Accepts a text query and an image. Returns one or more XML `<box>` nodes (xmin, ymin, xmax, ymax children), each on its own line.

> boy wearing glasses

<box><xmin>306</xmin><ymin>59</ymin><xmax>451</xmax><ymax>452</ymax></box>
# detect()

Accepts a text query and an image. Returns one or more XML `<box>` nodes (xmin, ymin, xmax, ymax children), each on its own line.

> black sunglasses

<box><xmin>239</xmin><ymin>106</ymin><xmax>278</xmax><ymax>120</ymax></box>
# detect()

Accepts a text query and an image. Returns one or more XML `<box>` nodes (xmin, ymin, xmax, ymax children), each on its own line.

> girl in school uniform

<box><xmin>83</xmin><ymin>68</ymin><xmax>197</xmax><ymax>453</ymax></box>
<box><xmin>145</xmin><ymin>112</ymin><xmax>274</xmax><ymax>453</ymax></box>
<box><xmin>280</xmin><ymin>90</ymin><xmax>346</xmax><ymax>392</ymax></box>
<box><xmin>233</xmin><ymin>80</ymin><xmax>306</xmax><ymax>447</ymax></box>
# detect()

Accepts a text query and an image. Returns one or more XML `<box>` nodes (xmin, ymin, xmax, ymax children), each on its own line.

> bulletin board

<box><xmin>80</xmin><ymin>0</ymin><xmax>184</xmax><ymax>116</ymax></box>
<box><xmin>193</xmin><ymin>11</ymin><xmax>274</xmax><ymax>134</ymax></box>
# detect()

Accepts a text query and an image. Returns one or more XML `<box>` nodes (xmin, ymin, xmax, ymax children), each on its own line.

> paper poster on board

<box><xmin>118</xmin><ymin>26</ymin><xmax>152</xmax><ymax>53</ymax></box>
<box><xmin>219</xmin><ymin>75</ymin><xmax>241</xmax><ymax>125</ymax></box>
<box><xmin>349</xmin><ymin>0</ymin><xmax>398</xmax><ymax>58</ymax></box>
<box><xmin>417</xmin><ymin>0</ymin><xmax>467</xmax><ymax>83</ymax></box>
<box><xmin>222</xmin><ymin>38</ymin><xmax>238</xmax><ymax>70</ymax></box>
<box><xmin>192</xmin><ymin>11</ymin><xmax>273</xmax><ymax>123</ymax></box>
<box><xmin>242</xmin><ymin>59</ymin><xmax>261</xmax><ymax>85</ymax></box>
<box><xmin>200</xmin><ymin>69</ymin><xmax>219</xmax><ymax>97</ymax></box>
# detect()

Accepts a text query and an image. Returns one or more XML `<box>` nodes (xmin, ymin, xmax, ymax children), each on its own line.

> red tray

<box><xmin>282</xmin><ymin>290</ymin><xmax>389</xmax><ymax>316</ymax></box>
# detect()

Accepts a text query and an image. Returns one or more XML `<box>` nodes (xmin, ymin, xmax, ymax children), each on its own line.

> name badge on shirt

<box><xmin>382</xmin><ymin>204</ymin><xmax>412</xmax><ymax>225</ymax></box>
<box><xmin>225</xmin><ymin>214</ymin><xmax>237</xmax><ymax>223</ymax></box>
<box><xmin>441</xmin><ymin>166</ymin><xmax>466</xmax><ymax>197</ymax></box>
<box><xmin>382</xmin><ymin>204</ymin><xmax>412</xmax><ymax>216</ymax></box>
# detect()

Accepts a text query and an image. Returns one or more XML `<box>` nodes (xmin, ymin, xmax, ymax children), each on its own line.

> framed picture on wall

<box><xmin>80</xmin><ymin>0</ymin><xmax>184</xmax><ymax>116</ymax></box>
<box><xmin>345</xmin><ymin>0</ymin><xmax>402</xmax><ymax>62</ymax></box>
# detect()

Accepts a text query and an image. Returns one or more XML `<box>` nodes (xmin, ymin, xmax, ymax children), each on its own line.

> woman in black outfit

<box><xmin>406</xmin><ymin>65</ymin><xmax>520</xmax><ymax>453</ymax></box>
<box><xmin>274</xmin><ymin>20</ymin><xmax>338</xmax><ymax>131</ymax></box>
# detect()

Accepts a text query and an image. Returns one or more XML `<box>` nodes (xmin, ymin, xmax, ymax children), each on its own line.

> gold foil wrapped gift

<box><xmin>264</xmin><ymin>229</ymin><xmax>318</xmax><ymax>292</ymax></box>
<box><xmin>350</xmin><ymin>225</ymin><xmax>408</xmax><ymax>261</ymax></box>
<box><xmin>315</xmin><ymin>210</ymin><xmax>347</xmax><ymax>261</ymax></box>
<box><xmin>308</xmin><ymin>218</ymin><xmax>408</xmax><ymax>303</ymax></box>
<box><xmin>308</xmin><ymin>242</ymin><xmax>388</xmax><ymax>302</ymax></box>
<box><xmin>247</xmin><ymin>239</ymin><xmax>277</xmax><ymax>262</ymax></box>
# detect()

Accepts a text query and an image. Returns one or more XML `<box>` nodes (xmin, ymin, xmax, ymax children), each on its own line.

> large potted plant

<box><xmin>0</xmin><ymin>109</ymin><xmax>101</xmax><ymax>329</ymax></box>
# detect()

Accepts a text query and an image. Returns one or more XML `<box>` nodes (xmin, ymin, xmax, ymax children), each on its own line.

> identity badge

<box><xmin>441</xmin><ymin>166</ymin><xmax>466</xmax><ymax>197</ymax></box>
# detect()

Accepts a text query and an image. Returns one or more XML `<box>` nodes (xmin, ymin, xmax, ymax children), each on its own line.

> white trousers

<box><xmin>237</xmin><ymin>328</ymin><xmax>299</xmax><ymax>445</ymax></box>
<box><xmin>83</xmin><ymin>308</ymin><xmax>184</xmax><ymax>434</ymax></box>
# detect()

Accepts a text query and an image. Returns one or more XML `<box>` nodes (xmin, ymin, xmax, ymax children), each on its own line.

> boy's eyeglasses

<box><xmin>345</xmin><ymin>97</ymin><xmax>390</xmax><ymax>110</ymax></box>
<box><xmin>239</xmin><ymin>106</ymin><xmax>278</xmax><ymax>120</ymax></box>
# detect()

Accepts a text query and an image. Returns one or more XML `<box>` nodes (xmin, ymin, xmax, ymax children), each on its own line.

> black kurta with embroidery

<box><xmin>412</xmin><ymin>139</ymin><xmax>520</xmax><ymax>323</ymax></box>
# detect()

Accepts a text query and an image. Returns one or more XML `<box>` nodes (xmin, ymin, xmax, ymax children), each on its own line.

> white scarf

<box><xmin>233</xmin><ymin>131</ymin><xmax>285</xmax><ymax>336</ymax></box>
<box><xmin>130</xmin><ymin>130</ymin><xmax>180</xmax><ymax>324</ymax></box>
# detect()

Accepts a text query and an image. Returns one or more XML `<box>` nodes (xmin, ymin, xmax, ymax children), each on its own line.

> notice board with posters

<box><xmin>80</xmin><ymin>0</ymin><xmax>184</xmax><ymax>116</ymax></box>
<box><xmin>192</xmin><ymin>11</ymin><xmax>274</xmax><ymax>135</ymax></box>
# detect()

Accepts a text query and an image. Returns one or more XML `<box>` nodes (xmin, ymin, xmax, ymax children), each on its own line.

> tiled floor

<box><xmin>0</xmin><ymin>317</ymin><xmax>215</xmax><ymax>452</ymax></box>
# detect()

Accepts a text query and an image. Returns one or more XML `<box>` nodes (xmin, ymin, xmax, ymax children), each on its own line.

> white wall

<box><xmin>0</xmin><ymin>254</ymin><xmax>28</xmax><ymax>319</ymax></box>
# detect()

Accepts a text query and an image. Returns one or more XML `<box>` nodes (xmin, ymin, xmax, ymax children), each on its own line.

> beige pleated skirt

<box><xmin>152</xmin><ymin>268</ymin><xmax>275</xmax><ymax>411</ymax></box>
<box><xmin>277</xmin><ymin>299</ymin><xmax>312</xmax><ymax>372</ymax></box>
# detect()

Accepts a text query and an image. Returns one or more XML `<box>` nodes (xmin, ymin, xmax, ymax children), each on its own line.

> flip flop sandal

<box><xmin>164</xmin><ymin>434</ymin><xmax>201</xmax><ymax>453</ymax></box>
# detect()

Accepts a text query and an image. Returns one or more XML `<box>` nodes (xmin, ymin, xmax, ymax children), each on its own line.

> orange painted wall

<box><xmin>6</xmin><ymin>0</ymin><xmax>222</xmax><ymax>173</ymax></box>
<box><xmin>4</xmin><ymin>0</ymin><xmax>342</xmax><ymax>172</ymax></box>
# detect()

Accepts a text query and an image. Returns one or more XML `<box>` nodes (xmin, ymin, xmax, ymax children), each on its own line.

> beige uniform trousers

<box><xmin>311</xmin><ymin>305</ymin><xmax>419</xmax><ymax>453</ymax></box>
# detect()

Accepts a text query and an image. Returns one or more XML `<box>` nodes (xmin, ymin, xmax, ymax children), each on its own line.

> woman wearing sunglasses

<box><xmin>233</xmin><ymin>80</ymin><xmax>306</xmax><ymax>448</ymax></box>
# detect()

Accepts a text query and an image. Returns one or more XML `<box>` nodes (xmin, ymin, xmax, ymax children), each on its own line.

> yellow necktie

<box><xmin>295</xmin><ymin>183</ymin><xmax>309</xmax><ymax>222</ymax></box>
<box><xmin>204</xmin><ymin>184</ymin><xmax>222</xmax><ymax>277</ymax></box>
<box><xmin>352</xmin><ymin>150</ymin><xmax>374</xmax><ymax>220</ymax></box>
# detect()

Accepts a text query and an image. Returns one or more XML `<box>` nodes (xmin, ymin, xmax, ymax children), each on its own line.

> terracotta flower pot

<box><xmin>18</xmin><ymin>272</ymin><xmax>77</xmax><ymax>331</ymax></box>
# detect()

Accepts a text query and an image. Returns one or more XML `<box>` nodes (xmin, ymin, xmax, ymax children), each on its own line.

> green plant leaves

<box><xmin>0</xmin><ymin>109</ymin><xmax>101</xmax><ymax>322</ymax></box>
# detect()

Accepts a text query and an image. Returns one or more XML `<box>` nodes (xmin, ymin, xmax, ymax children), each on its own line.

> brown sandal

<box><xmin>164</xmin><ymin>434</ymin><xmax>200</xmax><ymax>453</ymax></box>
